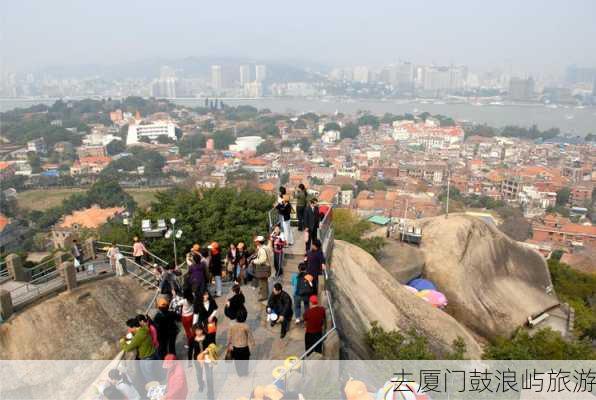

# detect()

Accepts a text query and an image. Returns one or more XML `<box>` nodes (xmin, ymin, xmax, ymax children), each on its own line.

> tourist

<box><xmin>227</xmin><ymin>307</ymin><xmax>254</xmax><ymax>376</ymax></box>
<box><xmin>159</xmin><ymin>266</ymin><xmax>180</xmax><ymax>298</ymax></box>
<box><xmin>267</xmin><ymin>282</ymin><xmax>293</xmax><ymax>339</ymax></box>
<box><xmin>153</xmin><ymin>297</ymin><xmax>180</xmax><ymax>359</ymax></box>
<box><xmin>186</xmin><ymin>255</ymin><xmax>208</xmax><ymax>299</ymax></box>
<box><xmin>252</xmin><ymin>236</ymin><xmax>272</xmax><ymax>301</ymax></box>
<box><xmin>106</xmin><ymin>369</ymin><xmax>141</xmax><ymax>400</ymax></box>
<box><xmin>270</xmin><ymin>225</ymin><xmax>286</xmax><ymax>277</ymax></box>
<box><xmin>107</xmin><ymin>242</ymin><xmax>123</xmax><ymax>275</ymax></box>
<box><xmin>295</xmin><ymin>183</ymin><xmax>308</xmax><ymax>231</ymax></box>
<box><xmin>136</xmin><ymin>314</ymin><xmax>159</xmax><ymax>351</ymax></box>
<box><xmin>277</xmin><ymin>186</ymin><xmax>287</xmax><ymax>226</ymax></box>
<box><xmin>305</xmin><ymin>239</ymin><xmax>326</xmax><ymax>294</ymax></box>
<box><xmin>179</xmin><ymin>288</ymin><xmax>195</xmax><ymax>350</ymax></box>
<box><xmin>71</xmin><ymin>239</ymin><xmax>83</xmax><ymax>272</ymax></box>
<box><xmin>225</xmin><ymin>243</ymin><xmax>238</xmax><ymax>282</ymax></box>
<box><xmin>197</xmin><ymin>344</ymin><xmax>218</xmax><ymax>400</ymax></box>
<box><xmin>235</xmin><ymin>241</ymin><xmax>249</xmax><ymax>285</ymax></box>
<box><xmin>120</xmin><ymin>317</ymin><xmax>158</xmax><ymax>382</ymax></box>
<box><xmin>208</xmin><ymin>242</ymin><xmax>222</xmax><ymax>297</ymax></box>
<box><xmin>163</xmin><ymin>354</ymin><xmax>188</xmax><ymax>400</ymax></box>
<box><xmin>132</xmin><ymin>236</ymin><xmax>148</xmax><ymax>266</ymax></box>
<box><xmin>190</xmin><ymin>243</ymin><xmax>202</xmax><ymax>265</ymax></box>
<box><xmin>224</xmin><ymin>284</ymin><xmax>246</xmax><ymax>320</ymax></box>
<box><xmin>303</xmin><ymin>198</ymin><xmax>320</xmax><ymax>252</ymax></box>
<box><xmin>193</xmin><ymin>291</ymin><xmax>218</xmax><ymax>346</ymax></box>
<box><xmin>292</xmin><ymin>262</ymin><xmax>314</xmax><ymax>323</ymax></box>
<box><xmin>303</xmin><ymin>295</ymin><xmax>326</xmax><ymax>355</ymax></box>
<box><xmin>102</xmin><ymin>385</ymin><xmax>126</xmax><ymax>400</ymax></box>
<box><xmin>275</xmin><ymin>194</ymin><xmax>294</xmax><ymax>246</ymax></box>
<box><xmin>188</xmin><ymin>323</ymin><xmax>208</xmax><ymax>392</ymax></box>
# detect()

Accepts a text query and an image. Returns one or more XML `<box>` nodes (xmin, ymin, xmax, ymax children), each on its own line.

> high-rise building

<box><xmin>151</xmin><ymin>66</ymin><xmax>178</xmax><ymax>98</ymax></box>
<box><xmin>211</xmin><ymin>65</ymin><xmax>223</xmax><ymax>90</ymax></box>
<box><xmin>255</xmin><ymin>64</ymin><xmax>267</xmax><ymax>83</ymax></box>
<box><xmin>565</xmin><ymin>65</ymin><xmax>596</xmax><ymax>85</ymax></box>
<box><xmin>244</xmin><ymin>81</ymin><xmax>263</xmax><ymax>98</ymax></box>
<box><xmin>353</xmin><ymin>66</ymin><xmax>369</xmax><ymax>83</ymax></box>
<box><xmin>508</xmin><ymin>77</ymin><xmax>535</xmax><ymax>100</ymax></box>
<box><xmin>239</xmin><ymin>65</ymin><xmax>251</xmax><ymax>87</ymax></box>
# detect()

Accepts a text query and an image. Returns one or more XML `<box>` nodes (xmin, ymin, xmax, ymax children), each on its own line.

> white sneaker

<box><xmin>295</xmin><ymin>318</ymin><xmax>301</xmax><ymax>324</ymax></box>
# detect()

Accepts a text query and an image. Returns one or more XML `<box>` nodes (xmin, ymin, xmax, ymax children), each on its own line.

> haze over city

<box><xmin>3</xmin><ymin>0</ymin><xmax>596</xmax><ymax>73</ymax></box>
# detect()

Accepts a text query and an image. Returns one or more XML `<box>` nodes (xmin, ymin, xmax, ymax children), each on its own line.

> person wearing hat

<box><xmin>267</xmin><ymin>282</ymin><xmax>293</xmax><ymax>338</ymax></box>
<box><xmin>153</xmin><ymin>297</ymin><xmax>180</xmax><ymax>359</ymax></box>
<box><xmin>252</xmin><ymin>235</ymin><xmax>271</xmax><ymax>301</ymax></box>
<box><xmin>303</xmin><ymin>294</ymin><xmax>326</xmax><ymax>355</ymax></box>
<box><xmin>208</xmin><ymin>242</ymin><xmax>223</xmax><ymax>297</ymax></box>
<box><xmin>120</xmin><ymin>317</ymin><xmax>158</xmax><ymax>382</ymax></box>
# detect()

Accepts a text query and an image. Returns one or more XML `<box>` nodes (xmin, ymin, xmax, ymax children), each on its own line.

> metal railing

<box><xmin>122</xmin><ymin>257</ymin><xmax>160</xmax><ymax>289</ymax></box>
<box><xmin>9</xmin><ymin>269</ymin><xmax>64</xmax><ymax>307</ymax></box>
<box><xmin>271</xmin><ymin>213</ymin><xmax>337</xmax><ymax>391</ymax></box>
<box><xmin>0</xmin><ymin>261</ymin><xmax>10</xmax><ymax>281</ymax></box>
<box><xmin>96</xmin><ymin>241</ymin><xmax>169</xmax><ymax>269</ymax></box>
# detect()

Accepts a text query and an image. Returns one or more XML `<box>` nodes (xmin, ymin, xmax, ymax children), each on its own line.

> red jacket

<box><xmin>164</xmin><ymin>355</ymin><xmax>188</xmax><ymax>400</ymax></box>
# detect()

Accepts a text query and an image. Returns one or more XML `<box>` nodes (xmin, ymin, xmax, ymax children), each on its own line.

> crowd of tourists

<box><xmin>101</xmin><ymin>185</ymin><xmax>329</xmax><ymax>400</ymax></box>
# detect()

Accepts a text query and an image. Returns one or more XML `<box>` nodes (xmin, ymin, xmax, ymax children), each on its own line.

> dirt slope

<box><xmin>0</xmin><ymin>276</ymin><xmax>153</xmax><ymax>360</ymax></box>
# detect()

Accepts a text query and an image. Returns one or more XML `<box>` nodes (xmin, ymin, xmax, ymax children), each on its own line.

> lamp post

<box><xmin>165</xmin><ymin>218</ymin><xmax>183</xmax><ymax>269</ymax></box>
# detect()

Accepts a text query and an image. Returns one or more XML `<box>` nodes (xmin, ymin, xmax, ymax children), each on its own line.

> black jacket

<box><xmin>224</xmin><ymin>292</ymin><xmax>246</xmax><ymax>320</ymax></box>
<box><xmin>275</xmin><ymin>202</ymin><xmax>292</xmax><ymax>221</ymax></box>
<box><xmin>303</xmin><ymin>205</ymin><xmax>320</xmax><ymax>231</ymax></box>
<box><xmin>153</xmin><ymin>309</ymin><xmax>179</xmax><ymax>338</ymax></box>
<box><xmin>188</xmin><ymin>335</ymin><xmax>208</xmax><ymax>360</ymax></box>
<box><xmin>194</xmin><ymin>297</ymin><xmax>218</xmax><ymax>323</ymax></box>
<box><xmin>209</xmin><ymin>253</ymin><xmax>222</xmax><ymax>276</ymax></box>
<box><xmin>267</xmin><ymin>290</ymin><xmax>293</xmax><ymax>319</ymax></box>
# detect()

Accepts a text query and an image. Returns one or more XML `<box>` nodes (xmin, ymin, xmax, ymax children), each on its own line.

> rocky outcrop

<box><xmin>330</xmin><ymin>240</ymin><xmax>483</xmax><ymax>360</ymax></box>
<box><xmin>0</xmin><ymin>276</ymin><xmax>153</xmax><ymax>359</ymax></box>
<box><xmin>418</xmin><ymin>215</ymin><xmax>559</xmax><ymax>339</ymax></box>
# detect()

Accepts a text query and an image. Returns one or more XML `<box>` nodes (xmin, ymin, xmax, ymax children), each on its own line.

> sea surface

<box><xmin>2</xmin><ymin>97</ymin><xmax>595</xmax><ymax>135</ymax></box>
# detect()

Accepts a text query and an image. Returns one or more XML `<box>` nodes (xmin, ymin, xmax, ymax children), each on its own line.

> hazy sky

<box><xmin>2</xmin><ymin>0</ymin><xmax>596</xmax><ymax>74</ymax></box>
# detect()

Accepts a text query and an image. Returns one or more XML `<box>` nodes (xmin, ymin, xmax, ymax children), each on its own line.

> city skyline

<box><xmin>2</xmin><ymin>1</ymin><xmax>596</xmax><ymax>75</ymax></box>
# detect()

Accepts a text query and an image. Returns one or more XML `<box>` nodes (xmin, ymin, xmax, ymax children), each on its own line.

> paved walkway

<box><xmin>173</xmin><ymin>226</ymin><xmax>309</xmax><ymax>361</ymax></box>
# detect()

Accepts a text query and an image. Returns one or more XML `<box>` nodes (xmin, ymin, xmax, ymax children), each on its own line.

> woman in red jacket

<box><xmin>163</xmin><ymin>354</ymin><xmax>188</xmax><ymax>400</ymax></box>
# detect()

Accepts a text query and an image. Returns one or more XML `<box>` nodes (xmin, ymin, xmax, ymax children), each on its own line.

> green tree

<box><xmin>213</xmin><ymin>130</ymin><xmax>236</xmax><ymax>150</ymax></box>
<box><xmin>483</xmin><ymin>328</ymin><xmax>594</xmax><ymax>360</ymax></box>
<box><xmin>340</xmin><ymin>123</ymin><xmax>359</xmax><ymax>139</ymax></box>
<box><xmin>333</xmin><ymin>209</ymin><xmax>385</xmax><ymax>258</ymax></box>
<box><xmin>357</xmin><ymin>114</ymin><xmax>380</xmax><ymax>129</ymax></box>
<box><xmin>256</xmin><ymin>140</ymin><xmax>277</xmax><ymax>155</ymax></box>
<box><xmin>179</xmin><ymin>133</ymin><xmax>206</xmax><ymax>156</ymax></box>
<box><xmin>556</xmin><ymin>187</ymin><xmax>571</xmax><ymax>207</ymax></box>
<box><xmin>366</xmin><ymin>322</ymin><xmax>467</xmax><ymax>360</ymax></box>
<box><xmin>128</xmin><ymin>188</ymin><xmax>274</xmax><ymax>263</ymax></box>
<box><xmin>106</xmin><ymin>139</ymin><xmax>126</xmax><ymax>156</ymax></box>
<box><xmin>323</xmin><ymin>122</ymin><xmax>341</xmax><ymax>132</ymax></box>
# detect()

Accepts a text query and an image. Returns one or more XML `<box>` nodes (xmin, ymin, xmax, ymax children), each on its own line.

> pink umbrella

<box><xmin>416</xmin><ymin>289</ymin><xmax>448</xmax><ymax>308</ymax></box>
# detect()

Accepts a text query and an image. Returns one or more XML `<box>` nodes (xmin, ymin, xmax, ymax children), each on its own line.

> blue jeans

<box><xmin>214</xmin><ymin>275</ymin><xmax>222</xmax><ymax>296</ymax></box>
<box><xmin>294</xmin><ymin>294</ymin><xmax>309</xmax><ymax>320</ymax></box>
<box><xmin>139</xmin><ymin>351</ymin><xmax>159</xmax><ymax>382</ymax></box>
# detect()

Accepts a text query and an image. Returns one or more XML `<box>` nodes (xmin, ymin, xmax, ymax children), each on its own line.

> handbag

<box><xmin>207</xmin><ymin>321</ymin><xmax>217</xmax><ymax>334</ymax></box>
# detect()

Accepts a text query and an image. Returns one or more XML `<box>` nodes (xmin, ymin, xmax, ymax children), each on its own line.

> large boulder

<box><xmin>418</xmin><ymin>215</ymin><xmax>559</xmax><ymax>339</ymax></box>
<box><xmin>330</xmin><ymin>240</ymin><xmax>483</xmax><ymax>360</ymax></box>
<box><xmin>0</xmin><ymin>276</ymin><xmax>154</xmax><ymax>359</ymax></box>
